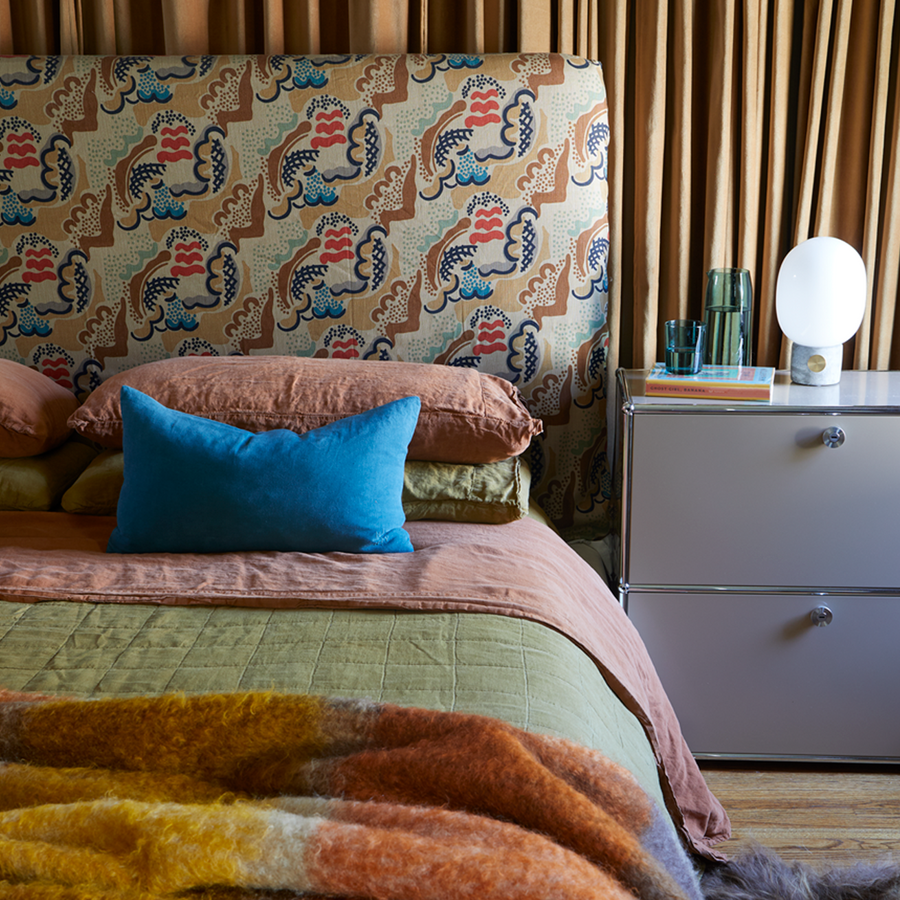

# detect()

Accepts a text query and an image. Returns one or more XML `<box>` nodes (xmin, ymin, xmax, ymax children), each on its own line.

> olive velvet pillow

<box><xmin>0</xmin><ymin>439</ymin><xmax>97</xmax><ymax>511</ymax></box>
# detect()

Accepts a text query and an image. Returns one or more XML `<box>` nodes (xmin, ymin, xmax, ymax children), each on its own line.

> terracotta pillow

<box><xmin>0</xmin><ymin>359</ymin><xmax>79</xmax><ymax>458</ymax></box>
<box><xmin>68</xmin><ymin>357</ymin><xmax>542</xmax><ymax>463</ymax></box>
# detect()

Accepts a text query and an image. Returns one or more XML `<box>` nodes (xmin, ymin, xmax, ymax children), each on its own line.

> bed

<box><xmin>0</xmin><ymin>52</ymin><xmax>728</xmax><ymax>896</ymax></box>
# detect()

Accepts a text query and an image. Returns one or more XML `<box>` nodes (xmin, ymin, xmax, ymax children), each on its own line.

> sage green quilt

<box><xmin>0</xmin><ymin>602</ymin><xmax>665</xmax><ymax>813</ymax></box>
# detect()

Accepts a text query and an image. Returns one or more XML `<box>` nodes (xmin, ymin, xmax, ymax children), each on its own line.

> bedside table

<box><xmin>615</xmin><ymin>368</ymin><xmax>900</xmax><ymax>761</ymax></box>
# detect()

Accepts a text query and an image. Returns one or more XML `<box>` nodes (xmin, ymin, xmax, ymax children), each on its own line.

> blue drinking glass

<box><xmin>664</xmin><ymin>319</ymin><xmax>706</xmax><ymax>375</ymax></box>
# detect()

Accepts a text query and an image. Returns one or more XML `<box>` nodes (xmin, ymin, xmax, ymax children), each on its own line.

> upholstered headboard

<box><xmin>0</xmin><ymin>53</ymin><xmax>610</xmax><ymax>534</ymax></box>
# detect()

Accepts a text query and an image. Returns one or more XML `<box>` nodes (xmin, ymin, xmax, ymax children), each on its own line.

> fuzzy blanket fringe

<box><xmin>0</xmin><ymin>689</ymin><xmax>703</xmax><ymax>900</ymax></box>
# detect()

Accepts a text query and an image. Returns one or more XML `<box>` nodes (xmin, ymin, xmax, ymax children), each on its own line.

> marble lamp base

<box><xmin>790</xmin><ymin>343</ymin><xmax>843</xmax><ymax>385</ymax></box>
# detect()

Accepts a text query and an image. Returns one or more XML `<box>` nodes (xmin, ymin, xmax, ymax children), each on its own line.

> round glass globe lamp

<box><xmin>775</xmin><ymin>237</ymin><xmax>866</xmax><ymax>385</ymax></box>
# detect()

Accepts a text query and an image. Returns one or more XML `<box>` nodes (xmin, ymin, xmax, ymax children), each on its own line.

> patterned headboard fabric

<box><xmin>0</xmin><ymin>53</ymin><xmax>610</xmax><ymax>535</ymax></box>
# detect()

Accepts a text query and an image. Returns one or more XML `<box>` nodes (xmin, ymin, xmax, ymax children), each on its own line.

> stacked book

<box><xmin>645</xmin><ymin>363</ymin><xmax>776</xmax><ymax>401</ymax></box>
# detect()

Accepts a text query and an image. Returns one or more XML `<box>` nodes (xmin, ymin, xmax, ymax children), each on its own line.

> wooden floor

<box><xmin>700</xmin><ymin>762</ymin><xmax>900</xmax><ymax>869</ymax></box>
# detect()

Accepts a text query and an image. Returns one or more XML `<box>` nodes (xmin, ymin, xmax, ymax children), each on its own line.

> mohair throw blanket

<box><xmin>0</xmin><ymin>689</ymin><xmax>703</xmax><ymax>900</ymax></box>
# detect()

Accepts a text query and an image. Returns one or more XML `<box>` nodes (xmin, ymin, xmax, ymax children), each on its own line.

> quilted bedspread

<box><xmin>0</xmin><ymin>689</ymin><xmax>703</xmax><ymax>899</ymax></box>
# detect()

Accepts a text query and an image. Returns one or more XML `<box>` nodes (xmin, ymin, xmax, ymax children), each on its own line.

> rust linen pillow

<box><xmin>68</xmin><ymin>357</ymin><xmax>542</xmax><ymax>463</ymax></box>
<box><xmin>0</xmin><ymin>359</ymin><xmax>80</xmax><ymax>457</ymax></box>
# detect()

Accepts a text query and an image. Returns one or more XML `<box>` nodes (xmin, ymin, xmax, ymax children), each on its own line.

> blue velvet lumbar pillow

<box><xmin>106</xmin><ymin>385</ymin><xmax>420</xmax><ymax>554</ymax></box>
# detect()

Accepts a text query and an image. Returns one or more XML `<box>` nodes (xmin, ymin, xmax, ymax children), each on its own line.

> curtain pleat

<box><xmin>630</xmin><ymin>0</ymin><xmax>668</xmax><ymax>366</ymax></box>
<box><xmin>702</xmin><ymin>1</ymin><xmax>736</xmax><ymax>273</ymax></box>
<box><xmin>517</xmin><ymin>0</ymin><xmax>551</xmax><ymax>52</ymax></box>
<box><xmin>737</xmin><ymin>1</ymin><xmax>765</xmax><ymax>288</ymax></box>
<box><xmin>348</xmin><ymin>0</ymin><xmax>408</xmax><ymax>53</ymax></box>
<box><xmin>595</xmin><ymin>0</ymin><xmax>625</xmax><ymax>411</ymax></box>
<box><xmin>0</xmin><ymin>2</ymin><xmax>12</xmax><ymax>53</ymax></box>
<box><xmin>875</xmin><ymin>2</ymin><xmax>900</xmax><ymax>370</ymax></box>
<box><xmin>814</xmin><ymin>0</ymin><xmax>852</xmax><ymax>241</ymax></box>
<box><xmin>756</xmin><ymin>3</ymin><xmax>791</xmax><ymax>367</ymax></box>
<box><xmin>4</xmin><ymin>0</ymin><xmax>900</xmax><ymax>372</ymax></box>
<box><xmin>110</xmin><ymin>0</ymin><xmax>133</xmax><ymax>54</ymax></box>
<box><xmin>110</xmin><ymin>0</ymin><xmax>165</xmax><ymax>55</ymax></box>
<box><xmin>855</xmin><ymin>0</ymin><xmax>894</xmax><ymax>369</ymax></box>
<box><xmin>794</xmin><ymin>1</ymin><xmax>833</xmax><ymax>261</ymax></box>
<box><xmin>466</xmin><ymin>0</ymin><xmax>485</xmax><ymax>52</ymax></box>
<box><xmin>58</xmin><ymin>0</ymin><xmax>80</xmax><ymax>52</ymax></box>
<box><xmin>163</xmin><ymin>0</ymin><xmax>210</xmax><ymax>54</ymax></box>
<box><xmin>261</xmin><ymin>0</ymin><xmax>286</xmax><ymax>54</ymax></box>
<box><xmin>659</xmin><ymin>0</ymin><xmax>693</xmax><ymax>330</ymax></box>
<box><xmin>6</xmin><ymin>0</ymin><xmax>57</xmax><ymax>54</ymax></box>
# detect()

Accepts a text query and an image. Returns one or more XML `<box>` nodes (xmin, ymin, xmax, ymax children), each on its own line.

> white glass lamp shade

<box><xmin>775</xmin><ymin>236</ymin><xmax>866</xmax><ymax>385</ymax></box>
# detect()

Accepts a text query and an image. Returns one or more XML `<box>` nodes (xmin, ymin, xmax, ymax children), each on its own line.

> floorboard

<box><xmin>699</xmin><ymin>763</ymin><xmax>900</xmax><ymax>869</ymax></box>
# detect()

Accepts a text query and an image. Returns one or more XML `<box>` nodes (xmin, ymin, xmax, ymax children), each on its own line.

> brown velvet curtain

<box><xmin>3</xmin><ymin>0</ymin><xmax>899</xmax><ymax>372</ymax></box>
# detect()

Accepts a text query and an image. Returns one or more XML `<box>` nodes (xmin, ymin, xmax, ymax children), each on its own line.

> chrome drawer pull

<box><xmin>822</xmin><ymin>426</ymin><xmax>845</xmax><ymax>448</ymax></box>
<box><xmin>810</xmin><ymin>606</ymin><xmax>834</xmax><ymax>627</ymax></box>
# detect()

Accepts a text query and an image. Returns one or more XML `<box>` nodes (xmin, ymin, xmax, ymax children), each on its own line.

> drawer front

<box><xmin>625</xmin><ymin>412</ymin><xmax>900</xmax><ymax>589</ymax></box>
<box><xmin>627</xmin><ymin>591</ymin><xmax>900</xmax><ymax>758</ymax></box>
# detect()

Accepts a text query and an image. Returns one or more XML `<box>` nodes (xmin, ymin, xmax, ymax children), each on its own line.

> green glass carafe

<box><xmin>703</xmin><ymin>267</ymin><xmax>752</xmax><ymax>366</ymax></box>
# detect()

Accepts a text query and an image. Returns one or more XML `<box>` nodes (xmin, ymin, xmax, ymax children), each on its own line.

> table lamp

<box><xmin>775</xmin><ymin>236</ymin><xmax>866</xmax><ymax>385</ymax></box>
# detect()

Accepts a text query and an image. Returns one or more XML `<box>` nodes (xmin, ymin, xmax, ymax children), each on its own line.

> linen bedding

<box><xmin>0</xmin><ymin>508</ymin><xmax>728</xmax><ymax>859</ymax></box>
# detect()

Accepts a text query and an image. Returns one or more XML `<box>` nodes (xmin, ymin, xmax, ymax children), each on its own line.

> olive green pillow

<box><xmin>403</xmin><ymin>457</ymin><xmax>530</xmax><ymax>523</ymax></box>
<box><xmin>0</xmin><ymin>439</ymin><xmax>98</xmax><ymax>511</ymax></box>
<box><xmin>63</xmin><ymin>450</ymin><xmax>531</xmax><ymax>524</ymax></box>
<box><xmin>60</xmin><ymin>448</ymin><xmax>126</xmax><ymax>514</ymax></box>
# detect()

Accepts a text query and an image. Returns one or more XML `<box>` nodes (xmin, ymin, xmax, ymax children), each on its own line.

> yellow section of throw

<box><xmin>0</xmin><ymin>800</ymin><xmax>292</xmax><ymax>894</ymax></box>
<box><xmin>11</xmin><ymin>692</ymin><xmax>336</xmax><ymax>782</ymax></box>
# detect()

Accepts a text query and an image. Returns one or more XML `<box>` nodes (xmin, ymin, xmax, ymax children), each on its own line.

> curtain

<box><xmin>3</xmin><ymin>0</ymin><xmax>899</xmax><ymax>372</ymax></box>
<box><xmin>609</xmin><ymin>0</ymin><xmax>900</xmax><ymax>374</ymax></box>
